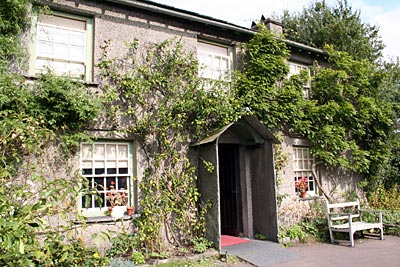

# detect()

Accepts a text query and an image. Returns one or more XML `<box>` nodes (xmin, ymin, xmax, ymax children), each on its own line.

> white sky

<box><xmin>152</xmin><ymin>0</ymin><xmax>399</xmax><ymax>61</ymax></box>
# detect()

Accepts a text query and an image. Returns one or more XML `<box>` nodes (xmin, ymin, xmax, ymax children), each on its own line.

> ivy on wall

<box><xmin>98</xmin><ymin>38</ymin><xmax>243</xmax><ymax>251</ymax></box>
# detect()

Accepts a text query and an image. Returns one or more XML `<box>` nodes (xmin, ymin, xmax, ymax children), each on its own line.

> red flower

<box><xmin>295</xmin><ymin>177</ymin><xmax>309</xmax><ymax>192</ymax></box>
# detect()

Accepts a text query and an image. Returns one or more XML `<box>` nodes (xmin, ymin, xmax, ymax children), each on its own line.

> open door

<box><xmin>219</xmin><ymin>144</ymin><xmax>242</xmax><ymax>236</ymax></box>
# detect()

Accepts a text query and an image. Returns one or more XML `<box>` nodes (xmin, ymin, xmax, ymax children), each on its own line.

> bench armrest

<box><xmin>359</xmin><ymin>209</ymin><xmax>383</xmax><ymax>223</ymax></box>
<box><xmin>359</xmin><ymin>208</ymin><xmax>382</xmax><ymax>214</ymax></box>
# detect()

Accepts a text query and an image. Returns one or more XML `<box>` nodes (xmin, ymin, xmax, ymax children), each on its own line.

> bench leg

<box><xmin>380</xmin><ymin>227</ymin><xmax>384</xmax><ymax>240</ymax></box>
<box><xmin>350</xmin><ymin>231</ymin><xmax>354</xmax><ymax>247</ymax></box>
<box><xmin>328</xmin><ymin>228</ymin><xmax>334</xmax><ymax>244</ymax></box>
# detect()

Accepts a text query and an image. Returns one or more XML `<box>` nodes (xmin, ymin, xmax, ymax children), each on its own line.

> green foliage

<box><xmin>236</xmin><ymin>23</ymin><xmax>305</xmax><ymax>130</ymax></box>
<box><xmin>131</xmin><ymin>251</ymin><xmax>145</xmax><ymax>264</ymax></box>
<box><xmin>0</xmin><ymin>1</ymin><xmax>104</xmax><ymax>264</ymax></box>
<box><xmin>106</xmin><ymin>233</ymin><xmax>139</xmax><ymax>259</ymax></box>
<box><xmin>254</xmin><ymin>233</ymin><xmax>267</xmax><ymax>240</ymax></box>
<box><xmin>282</xmin><ymin>0</ymin><xmax>384</xmax><ymax>62</ymax></box>
<box><xmin>33</xmin><ymin>72</ymin><xmax>101</xmax><ymax>133</ymax></box>
<box><xmin>35</xmin><ymin>239</ymin><xmax>109</xmax><ymax>267</ymax></box>
<box><xmin>369</xmin><ymin>185</ymin><xmax>400</xmax><ymax>211</ymax></box>
<box><xmin>369</xmin><ymin>185</ymin><xmax>400</xmax><ymax>235</ymax></box>
<box><xmin>0</xmin><ymin>0</ymin><xmax>29</xmax><ymax>62</ymax></box>
<box><xmin>99</xmin><ymin>38</ymin><xmax>242</xmax><ymax>251</ymax></box>
<box><xmin>279</xmin><ymin>224</ymin><xmax>306</xmax><ymax>243</ymax></box>
<box><xmin>299</xmin><ymin>48</ymin><xmax>395</xmax><ymax>186</ymax></box>
<box><xmin>191</xmin><ymin>237</ymin><xmax>213</xmax><ymax>254</ymax></box>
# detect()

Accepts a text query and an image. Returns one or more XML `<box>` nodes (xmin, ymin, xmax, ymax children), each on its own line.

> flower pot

<box><xmin>127</xmin><ymin>206</ymin><xmax>134</xmax><ymax>215</ymax></box>
<box><xmin>300</xmin><ymin>191</ymin><xmax>307</xmax><ymax>198</ymax></box>
<box><xmin>111</xmin><ymin>206</ymin><xmax>127</xmax><ymax>219</ymax></box>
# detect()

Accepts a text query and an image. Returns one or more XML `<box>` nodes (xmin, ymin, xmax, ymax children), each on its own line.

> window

<box><xmin>293</xmin><ymin>147</ymin><xmax>315</xmax><ymax>195</ymax></box>
<box><xmin>288</xmin><ymin>62</ymin><xmax>311</xmax><ymax>98</ymax></box>
<box><xmin>80</xmin><ymin>142</ymin><xmax>134</xmax><ymax>215</ymax></box>
<box><xmin>197</xmin><ymin>41</ymin><xmax>232</xmax><ymax>82</ymax></box>
<box><xmin>31</xmin><ymin>11</ymin><xmax>93</xmax><ymax>81</ymax></box>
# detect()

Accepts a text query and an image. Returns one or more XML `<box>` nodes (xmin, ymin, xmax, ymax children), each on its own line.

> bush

<box><xmin>191</xmin><ymin>237</ymin><xmax>213</xmax><ymax>253</ymax></box>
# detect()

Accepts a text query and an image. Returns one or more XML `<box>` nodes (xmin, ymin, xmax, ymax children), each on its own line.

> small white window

<box><xmin>293</xmin><ymin>147</ymin><xmax>316</xmax><ymax>196</ymax></box>
<box><xmin>80</xmin><ymin>142</ymin><xmax>133</xmax><ymax>215</ymax></box>
<box><xmin>288</xmin><ymin>62</ymin><xmax>311</xmax><ymax>98</ymax></box>
<box><xmin>197</xmin><ymin>41</ymin><xmax>232</xmax><ymax>82</ymax></box>
<box><xmin>32</xmin><ymin>12</ymin><xmax>93</xmax><ymax>81</ymax></box>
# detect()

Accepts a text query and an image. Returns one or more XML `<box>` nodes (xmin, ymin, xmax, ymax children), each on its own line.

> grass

<box><xmin>154</xmin><ymin>254</ymin><xmax>241</xmax><ymax>267</ymax></box>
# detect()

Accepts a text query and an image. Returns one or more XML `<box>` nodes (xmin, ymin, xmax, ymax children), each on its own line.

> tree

<box><xmin>299</xmin><ymin>47</ymin><xmax>396</xmax><ymax>196</ymax></box>
<box><xmin>237</xmin><ymin>24</ymin><xmax>396</xmax><ymax>197</ymax></box>
<box><xmin>282</xmin><ymin>0</ymin><xmax>384</xmax><ymax>63</ymax></box>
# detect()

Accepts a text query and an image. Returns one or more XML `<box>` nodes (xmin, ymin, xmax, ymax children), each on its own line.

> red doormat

<box><xmin>221</xmin><ymin>235</ymin><xmax>251</xmax><ymax>247</ymax></box>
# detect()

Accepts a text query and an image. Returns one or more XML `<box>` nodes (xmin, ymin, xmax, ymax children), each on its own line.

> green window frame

<box><xmin>30</xmin><ymin>9</ymin><xmax>94</xmax><ymax>82</ymax></box>
<box><xmin>80</xmin><ymin>141</ymin><xmax>135</xmax><ymax>217</ymax></box>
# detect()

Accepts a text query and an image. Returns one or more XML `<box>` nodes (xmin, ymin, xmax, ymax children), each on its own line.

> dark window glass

<box><xmin>119</xmin><ymin>168</ymin><xmax>128</xmax><ymax>174</ymax></box>
<box><xmin>95</xmin><ymin>168</ymin><xmax>105</xmax><ymax>175</ymax></box>
<box><xmin>107</xmin><ymin>168</ymin><xmax>117</xmax><ymax>174</ymax></box>
<box><xmin>82</xmin><ymin>168</ymin><xmax>92</xmax><ymax>175</ymax></box>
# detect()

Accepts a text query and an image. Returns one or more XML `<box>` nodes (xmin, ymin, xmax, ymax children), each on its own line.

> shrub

<box><xmin>191</xmin><ymin>237</ymin><xmax>213</xmax><ymax>253</ymax></box>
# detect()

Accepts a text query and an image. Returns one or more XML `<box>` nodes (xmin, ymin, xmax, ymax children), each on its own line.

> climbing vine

<box><xmin>0</xmin><ymin>1</ymin><xmax>105</xmax><ymax>264</ymax></box>
<box><xmin>98</xmin><ymin>38</ymin><xmax>243</xmax><ymax>251</ymax></box>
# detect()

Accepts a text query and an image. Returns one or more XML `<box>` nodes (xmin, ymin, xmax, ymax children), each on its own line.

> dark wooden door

<box><xmin>219</xmin><ymin>144</ymin><xmax>241</xmax><ymax>236</ymax></box>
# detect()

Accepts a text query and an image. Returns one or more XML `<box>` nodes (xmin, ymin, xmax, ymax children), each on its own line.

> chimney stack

<box><xmin>252</xmin><ymin>15</ymin><xmax>283</xmax><ymax>36</ymax></box>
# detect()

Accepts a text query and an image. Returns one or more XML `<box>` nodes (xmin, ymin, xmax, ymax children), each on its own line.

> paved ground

<box><xmin>224</xmin><ymin>239</ymin><xmax>298</xmax><ymax>267</ymax></box>
<box><xmin>228</xmin><ymin>235</ymin><xmax>400</xmax><ymax>267</ymax></box>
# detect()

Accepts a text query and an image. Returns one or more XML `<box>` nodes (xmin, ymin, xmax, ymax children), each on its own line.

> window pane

<box><xmin>117</xmin><ymin>178</ymin><xmax>128</xmax><ymax>190</ymax></box>
<box><xmin>94</xmin><ymin>144</ymin><xmax>105</xmax><ymax>158</ymax></box>
<box><xmin>106</xmin><ymin>145</ymin><xmax>117</xmax><ymax>159</ymax></box>
<box><xmin>118</xmin><ymin>145</ymin><xmax>128</xmax><ymax>158</ymax></box>
<box><xmin>70</xmin><ymin>45</ymin><xmax>85</xmax><ymax>61</ymax></box>
<box><xmin>37</xmin><ymin>41</ymin><xmax>53</xmax><ymax>57</ymax></box>
<box><xmin>53</xmin><ymin>28</ymin><xmax>70</xmax><ymax>43</ymax></box>
<box><xmin>94</xmin><ymin>177</ymin><xmax>104</xmax><ymax>191</ymax></box>
<box><xmin>70</xmin><ymin>31</ymin><xmax>86</xmax><ymax>46</ymax></box>
<box><xmin>54</xmin><ymin>43</ymin><xmax>69</xmax><ymax>59</ymax></box>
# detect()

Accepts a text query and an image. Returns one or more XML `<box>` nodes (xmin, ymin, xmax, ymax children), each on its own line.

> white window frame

<box><xmin>80</xmin><ymin>142</ymin><xmax>134</xmax><ymax>216</ymax></box>
<box><xmin>288</xmin><ymin>62</ymin><xmax>311</xmax><ymax>98</ymax></box>
<box><xmin>293</xmin><ymin>147</ymin><xmax>316</xmax><ymax>196</ymax></box>
<box><xmin>197</xmin><ymin>41</ymin><xmax>233</xmax><ymax>83</ymax></box>
<box><xmin>30</xmin><ymin>10</ymin><xmax>94</xmax><ymax>81</ymax></box>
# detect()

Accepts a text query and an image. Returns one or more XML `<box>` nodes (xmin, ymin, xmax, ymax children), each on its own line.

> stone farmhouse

<box><xmin>23</xmin><ymin>0</ymin><xmax>360</xmax><ymax>251</ymax></box>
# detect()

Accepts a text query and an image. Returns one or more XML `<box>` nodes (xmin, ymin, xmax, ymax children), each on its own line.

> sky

<box><xmin>151</xmin><ymin>0</ymin><xmax>399</xmax><ymax>61</ymax></box>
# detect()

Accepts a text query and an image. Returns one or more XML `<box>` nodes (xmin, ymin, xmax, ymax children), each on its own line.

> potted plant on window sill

<box><xmin>295</xmin><ymin>177</ymin><xmax>309</xmax><ymax>198</ymax></box>
<box><xmin>106</xmin><ymin>183</ymin><xmax>129</xmax><ymax>219</ymax></box>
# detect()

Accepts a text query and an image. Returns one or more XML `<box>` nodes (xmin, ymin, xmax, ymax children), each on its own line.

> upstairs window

<box><xmin>288</xmin><ymin>62</ymin><xmax>311</xmax><ymax>98</ymax></box>
<box><xmin>31</xmin><ymin>11</ymin><xmax>93</xmax><ymax>81</ymax></box>
<box><xmin>197</xmin><ymin>41</ymin><xmax>232</xmax><ymax>83</ymax></box>
<box><xmin>293</xmin><ymin>147</ymin><xmax>316</xmax><ymax>196</ymax></box>
<box><xmin>80</xmin><ymin>142</ymin><xmax>134</xmax><ymax>216</ymax></box>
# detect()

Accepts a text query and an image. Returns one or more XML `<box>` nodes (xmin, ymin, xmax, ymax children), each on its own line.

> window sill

<box><xmin>298</xmin><ymin>195</ymin><xmax>324</xmax><ymax>201</ymax></box>
<box><xmin>24</xmin><ymin>74</ymin><xmax>99</xmax><ymax>87</ymax></box>
<box><xmin>74</xmin><ymin>214</ymin><xmax>139</xmax><ymax>224</ymax></box>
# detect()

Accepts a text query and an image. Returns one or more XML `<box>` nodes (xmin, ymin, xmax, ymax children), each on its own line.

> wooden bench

<box><xmin>325</xmin><ymin>199</ymin><xmax>383</xmax><ymax>246</ymax></box>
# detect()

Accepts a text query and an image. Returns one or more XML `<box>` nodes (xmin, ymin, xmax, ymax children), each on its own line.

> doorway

<box><xmin>219</xmin><ymin>144</ymin><xmax>242</xmax><ymax>236</ymax></box>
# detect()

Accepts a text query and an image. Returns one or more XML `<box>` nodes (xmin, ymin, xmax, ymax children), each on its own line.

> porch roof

<box><xmin>193</xmin><ymin>115</ymin><xmax>279</xmax><ymax>146</ymax></box>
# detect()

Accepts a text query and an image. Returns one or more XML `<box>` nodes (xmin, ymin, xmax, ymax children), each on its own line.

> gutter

<box><xmin>105</xmin><ymin>0</ymin><xmax>256</xmax><ymax>35</ymax></box>
<box><xmin>105</xmin><ymin>0</ymin><xmax>326</xmax><ymax>56</ymax></box>
<box><xmin>284</xmin><ymin>39</ymin><xmax>327</xmax><ymax>55</ymax></box>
